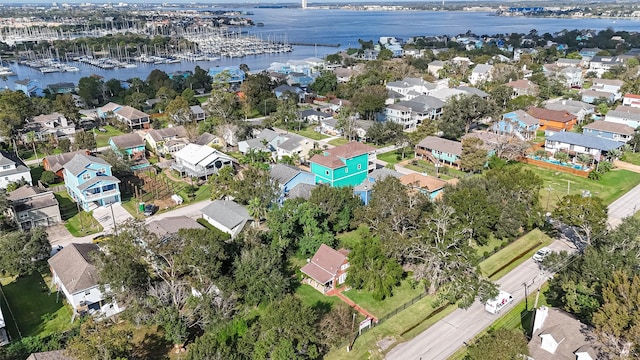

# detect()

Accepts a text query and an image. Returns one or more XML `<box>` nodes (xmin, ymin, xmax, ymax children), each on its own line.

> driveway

<box><xmin>92</xmin><ymin>203</ymin><xmax>134</xmax><ymax>234</ymax></box>
<box><xmin>385</xmin><ymin>239</ymin><xmax>575</xmax><ymax>360</ymax></box>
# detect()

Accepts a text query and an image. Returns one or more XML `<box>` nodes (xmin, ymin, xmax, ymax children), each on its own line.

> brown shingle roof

<box><xmin>48</xmin><ymin>243</ymin><xmax>100</xmax><ymax>294</ymax></box>
<box><xmin>43</xmin><ymin>150</ymin><xmax>89</xmax><ymax>173</ymax></box>
<box><xmin>146</xmin><ymin>216</ymin><xmax>203</xmax><ymax>238</ymax></box>
<box><xmin>400</xmin><ymin>173</ymin><xmax>447</xmax><ymax>192</ymax></box>
<box><xmin>416</xmin><ymin>136</ymin><xmax>462</xmax><ymax>156</ymax></box>
<box><xmin>582</xmin><ymin>120</ymin><xmax>635</xmax><ymax>135</ymax></box>
<box><xmin>115</xmin><ymin>106</ymin><xmax>148</xmax><ymax>120</ymax></box>
<box><xmin>528</xmin><ymin>107</ymin><xmax>576</xmax><ymax>123</ymax></box>
<box><xmin>26</xmin><ymin>350</ymin><xmax>75</xmax><ymax>360</ymax></box>
<box><xmin>300</xmin><ymin>244</ymin><xmax>348</xmax><ymax>284</ymax></box>
<box><xmin>110</xmin><ymin>133</ymin><xmax>144</xmax><ymax>149</ymax></box>
<box><xmin>146</xmin><ymin>126</ymin><xmax>188</xmax><ymax>142</ymax></box>
<box><xmin>309</xmin><ymin>141</ymin><xmax>375</xmax><ymax>169</ymax></box>
<box><xmin>506</xmin><ymin>79</ymin><xmax>537</xmax><ymax>89</ymax></box>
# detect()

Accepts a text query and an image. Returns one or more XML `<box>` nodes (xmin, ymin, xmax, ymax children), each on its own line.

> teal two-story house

<box><xmin>109</xmin><ymin>133</ymin><xmax>149</xmax><ymax>170</ymax></box>
<box><xmin>64</xmin><ymin>154</ymin><xmax>121</xmax><ymax>211</ymax></box>
<box><xmin>309</xmin><ymin>142</ymin><xmax>375</xmax><ymax>187</ymax></box>
<box><xmin>415</xmin><ymin>136</ymin><xmax>462</xmax><ymax>168</ymax></box>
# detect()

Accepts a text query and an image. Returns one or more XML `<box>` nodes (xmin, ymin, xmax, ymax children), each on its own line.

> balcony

<box><xmin>84</xmin><ymin>189</ymin><xmax>119</xmax><ymax>200</ymax></box>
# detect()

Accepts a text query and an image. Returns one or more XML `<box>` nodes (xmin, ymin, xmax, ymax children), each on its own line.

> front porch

<box><xmin>302</xmin><ymin>277</ymin><xmax>333</xmax><ymax>294</ymax></box>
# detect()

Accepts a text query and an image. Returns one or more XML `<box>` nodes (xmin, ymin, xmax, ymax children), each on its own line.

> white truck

<box><xmin>485</xmin><ymin>290</ymin><xmax>514</xmax><ymax>314</ymax></box>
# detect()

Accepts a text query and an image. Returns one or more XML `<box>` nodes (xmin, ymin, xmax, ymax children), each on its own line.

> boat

<box><xmin>62</xmin><ymin>66</ymin><xmax>80</xmax><ymax>72</ymax></box>
<box><xmin>39</xmin><ymin>67</ymin><xmax>59</xmax><ymax>73</ymax></box>
<box><xmin>0</xmin><ymin>67</ymin><xmax>15</xmax><ymax>76</ymax></box>
<box><xmin>123</xmin><ymin>63</ymin><xmax>138</xmax><ymax>68</ymax></box>
<box><xmin>256</xmin><ymin>22</ymin><xmax>264</xmax><ymax>27</ymax></box>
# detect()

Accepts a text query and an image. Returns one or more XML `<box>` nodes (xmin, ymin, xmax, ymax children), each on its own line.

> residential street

<box><xmin>386</xmin><ymin>239</ymin><xmax>575</xmax><ymax>360</ymax></box>
<box><xmin>607</xmin><ymin>182</ymin><xmax>640</xmax><ymax>228</ymax></box>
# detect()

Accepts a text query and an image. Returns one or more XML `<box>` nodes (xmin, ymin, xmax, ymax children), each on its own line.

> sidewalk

<box><xmin>327</xmin><ymin>287</ymin><xmax>378</xmax><ymax>321</ymax></box>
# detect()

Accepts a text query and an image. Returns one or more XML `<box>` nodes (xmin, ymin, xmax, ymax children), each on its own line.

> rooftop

<box><xmin>416</xmin><ymin>136</ymin><xmax>462</xmax><ymax>156</ymax></box>
<box><xmin>309</xmin><ymin>141</ymin><xmax>375</xmax><ymax>169</ymax></box>
<box><xmin>110</xmin><ymin>133</ymin><xmax>144</xmax><ymax>149</ymax></box>
<box><xmin>300</xmin><ymin>244</ymin><xmax>348</xmax><ymax>284</ymax></box>
<box><xmin>48</xmin><ymin>243</ymin><xmax>100</xmax><ymax>294</ymax></box>
<box><xmin>528</xmin><ymin>107</ymin><xmax>576</xmax><ymax>123</ymax></box>
<box><xmin>546</xmin><ymin>131</ymin><xmax>623</xmax><ymax>151</ymax></box>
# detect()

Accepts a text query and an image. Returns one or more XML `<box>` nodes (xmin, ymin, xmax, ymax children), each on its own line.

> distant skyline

<box><xmin>9</xmin><ymin>0</ymin><xmax>496</xmax><ymax>4</ymax></box>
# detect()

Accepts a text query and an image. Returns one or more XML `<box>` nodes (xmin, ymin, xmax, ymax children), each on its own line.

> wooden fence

<box><xmin>519</xmin><ymin>157</ymin><xmax>590</xmax><ymax>178</ymax></box>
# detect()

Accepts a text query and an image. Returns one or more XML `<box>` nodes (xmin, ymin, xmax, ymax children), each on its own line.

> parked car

<box><xmin>50</xmin><ymin>245</ymin><xmax>64</xmax><ymax>257</ymax></box>
<box><xmin>532</xmin><ymin>247</ymin><xmax>552</xmax><ymax>262</ymax></box>
<box><xmin>144</xmin><ymin>204</ymin><xmax>158</xmax><ymax>216</ymax></box>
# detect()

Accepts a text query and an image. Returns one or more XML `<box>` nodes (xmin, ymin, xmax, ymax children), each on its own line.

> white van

<box><xmin>485</xmin><ymin>290</ymin><xmax>514</xmax><ymax>314</ymax></box>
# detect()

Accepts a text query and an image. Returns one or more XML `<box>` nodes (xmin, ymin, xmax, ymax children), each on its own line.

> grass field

<box><xmin>376</xmin><ymin>151</ymin><xmax>414</xmax><ymax>166</ymax></box>
<box><xmin>520</xmin><ymin>164</ymin><xmax>640</xmax><ymax>209</ymax></box>
<box><xmin>93</xmin><ymin>125</ymin><xmax>125</xmax><ymax>148</ymax></box>
<box><xmin>622</xmin><ymin>152</ymin><xmax>640</xmax><ymax>166</ymax></box>
<box><xmin>328</xmin><ymin>138</ymin><xmax>350</xmax><ymax>146</ymax></box>
<box><xmin>292</xmin><ymin>126</ymin><xmax>330</xmax><ymax>141</ymax></box>
<box><xmin>0</xmin><ymin>272</ymin><xmax>73</xmax><ymax>339</ymax></box>
<box><xmin>404</xmin><ymin>159</ymin><xmax>465</xmax><ymax>180</ymax></box>
<box><xmin>343</xmin><ymin>278</ymin><xmax>424</xmax><ymax>319</ymax></box>
<box><xmin>478</xmin><ymin>229</ymin><xmax>553</xmax><ymax>280</ymax></box>
<box><xmin>65</xmin><ymin>211</ymin><xmax>103</xmax><ymax>237</ymax></box>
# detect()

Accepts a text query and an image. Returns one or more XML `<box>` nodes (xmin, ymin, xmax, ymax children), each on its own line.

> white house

<box><xmin>8</xmin><ymin>185</ymin><xmax>61</xmax><ymax>230</ymax></box>
<box><xmin>545</xmin><ymin>132</ymin><xmax>623</xmax><ymax>161</ymax></box>
<box><xmin>200</xmin><ymin>200</ymin><xmax>252</xmax><ymax>238</ymax></box>
<box><xmin>171</xmin><ymin>143</ymin><xmax>236</xmax><ymax>179</ymax></box>
<box><xmin>468</xmin><ymin>64</ymin><xmax>493</xmax><ymax>85</ymax></box>
<box><xmin>622</xmin><ymin>93</ymin><xmax>640</xmax><ymax>108</ymax></box>
<box><xmin>144</xmin><ymin>125</ymin><xmax>190</xmax><ymax>156</ymax></box>
<box><xmin>591</xmin><ymin>78</ymin><xmax>624</xmax><ymax>100</ymax></box>
<box><xmin>604</xmin><ymin>107</ymin><xmax>640</xmax><ymax>129</ymax></box>
<box><xmin>23</xmin><ymin>112</ymin><xmax>76</xmax><ymax>142</ymax></box>
<box><xmin>275</xmin><ymin>133</ymin><xmax>314</xmax><ymax>162</ymax></box>
<box><xmin>48</xmin><ymin>243</ymin><xmax>122</xmax><ymax>318</ymax></box>
<box><xmin>0</xmin><ymin>151</ymin><xmax>32</xmax><ymax>189</ymax></box>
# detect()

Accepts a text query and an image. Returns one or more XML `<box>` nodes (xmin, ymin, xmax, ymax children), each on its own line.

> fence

<box><xmin>519</xmin><ymin>157</ymin><xmax>590</xmax><ymax>177</ymax></box>
<box><xmin>37</xmin><ymin>181</ymin><xmax>66</xmax><ymax>193</ymax></box>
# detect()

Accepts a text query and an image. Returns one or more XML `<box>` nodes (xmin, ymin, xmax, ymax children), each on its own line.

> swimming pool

<box><xmin>531</xmin><ymin>156</ymin><xmax>586</xmax><ymax>170</ymax></box>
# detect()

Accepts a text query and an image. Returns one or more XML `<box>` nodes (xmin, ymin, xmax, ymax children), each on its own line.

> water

<box><xmin>532</xmin><ymin>156</ymin><xmax>586</xmax><ymax>170</ymax></box>
<box><xmin>5</xmin><ymin>9</ymin><xmax>639</xmax><ymax>89</ymax></box>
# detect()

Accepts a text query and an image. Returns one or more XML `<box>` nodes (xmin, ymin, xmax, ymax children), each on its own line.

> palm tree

<box><xmin>554</xmin><ymin>151</ymin><xmax>569</xmax><ymax>164</ymax></box>
<box><xmin>576</xmin><ymin>153</ymin><xmax>592</xmax><ymax>169</ymax></box>
<box><xmin>607</xmin><ymin>148</ymin><xmax>622</xmax><ymax>161</ymax></box>
<box><xmin>25</xmin><ymin>131</ymin><xmax>39</xmax><ymax>165</ymax></box>
<box><xmin>533</xmin><ymin>149</ymin><xmax>549</xmax><ymax>159</ymax></box>
<box><xmin>247</xmin><ymin>197</ymin><xmax>267</xmax><ymax>227</ymax></box>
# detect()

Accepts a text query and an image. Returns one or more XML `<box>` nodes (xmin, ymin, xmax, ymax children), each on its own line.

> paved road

<box><xmin>607</xmin><ymin>182</ymin><xmax>640</xmax><ymax>228</ymax></box>
<box><xmin>386</xmin><ymin>239</ymin><xmax>575</xmax><ymax>360</ymax></box>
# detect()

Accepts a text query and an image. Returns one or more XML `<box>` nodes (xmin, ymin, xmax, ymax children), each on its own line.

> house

<box><xmin>275</xmin><ymin>133</ymin><xmax>314</xmax><ymax>162</ymax></box>
<box><xmin>269</xmin><ymin>163</ymin><xmax>315</xmax><ymax>203</ymax></box>
<box><xmin>580</xmin><ymin>89</ymin><xmax>615</xmax><ymax>104</ymax></box>
<box><xmin>63</xmin><ymin>153</ymin><xmax>121</xmax><ymax>211</ymax></box>
<box><xmin>208</xmin><ymin>66</ymin><xmax>245</xmax><ymax>83</ymax></box>
<box><xmin>588</xmin><ymin>56</ymin><xmax>627</xmax><ymax>77</ymax></box>
<box><xmin>415</xmin><ymin>136</ymin><xmax>462</xmax><ymax>168</ymax></box>
<box><xmin>309</xmin><ymin>142</ymin><xmax>376</xmax><ymax>187</ymax></box>
<box><xmin>7</xmin><ymin>185</ymin><xmax>61</xmax><ymax>230</ymax></box>
<box><xmin>558</xmin><ymin>67</ymin><xmax>583</xmax><ymax>88</ymax></box>
<box><xmin>354</xmin><ymin>167</ymin><xmax>404</xmax><ymax>205</ymax></box>
<box><xmin>48</xmin><ymin>243</ymin><xmax>122</xmax><ymax>318</ymax></box>
<box><xmin>604</xmin><ymin>108</ymin><xmax>640</xmax><ymax>129</ymax></box>
<box><xmin>505</xmin><ymin>79</ymin><xmax>539</xmax><ymax>98</ymax></box>
<box><xmin>401</xmin><ymin>173</ymin><xmax>447</xmax><ymax>199</ymax></box>
<box><xmin>98</xmin><ymin>103</ymin><xmax>150</xmax><ymax>129</ymax></box>
<box><xmin>46</xmin><ymin>82</ymin><xmax>76</xmax><ymax>94</ymax></box>
<box><xmin>622</xmin><ymin>93</ymin><xmax>640</xmax><ymax>108</ymax></box>
<box><xmin>590</xmin><ymin>78</ymin><xmax>624</xmax><ymax>100</ymax></box>
<box><xmin>26</xmin><ymin>350</ymin><xmax>74</xmax><ymax>360</ymax></box>
<box><xmin>144</xmin><ymin>126</ymin><xmax>189</xmax><ymax>156</ymax></box>
<box><xmin>384</xmin><ymin>95</ymin><xmax>445</xmax><ymax>130</ymax></box>
<box><xmin>273</xmin><ymin>84</ymin><xmax>306</xmax><ymax>102</ymax></box>
<box><xmin>146</xmin><ymin>216</ymin><xmax>204</xmax><ymax>239</ymax></box>
<box><xmin>582</xmin><ymin>121</ymin><xmax>635</xmax><ymax>143</ymax></box>
<box><xmin>300</xmin><ymin>109</ymin><xmax>331</xmax><ymax>123</ymax></box>
<box><xmin>329</xmin><ymin>98</ymin><xmax>351</xmax><ymax>112</ymax></box>
<box><xmin>528</xmin><ymin>107</ymin><xmax>577</xmax><ymax>134</ymax></box>
<box><xmin>545</xmin><ymin>132</ymin><xmax>623</xmax><ymax>161</ymax></box>
<box><xmin>238</xmin><ymin>128</ymin><xmax>284</xmax><ymax>155</ymax></box>
<box><xmin>109</xmin><ymin>133</ymin><xmax>149</xmax><ymax>170</ymax></box>
<box><xmin>43</xmin><ymin>150</ymin><xmax>89</xmax><ymax>180</ymax></box>
<box><xmin>386</xmin><ymin>77</ymin><xmax>437</xmax><ymax>99</ymax></box>
<box><xmin>200</xmin><ymin>200</ymin><xmax>252</xmax><ymax>238</ymax></box>
<box><xmin>428</xmin><ymin>60</ymin><xmax>446</xmax><ymax>77</ymax></box>
<box><xmin>194</xmin><ymin>132</ymin><xmax>222</xmax><ymax>148</ymax></box>
<box><xmin>15</xmin><ymin>78</ymin><xmax>44</xmax><ymax>97</ymax></box>
<box><xmin>316</xmin><ymin>117</ymin><xmax>341</xmax><ymax>136</ymax></box>
<box><xmin>579</xmin><ymin>47</ymin><xmax>601</xmax><ymax>58</ymax></box>
<box><xmin>287</xmin><ymin>72</ymin><xmax>314</xmax><ymax>87</ymax></box>
<box><xmin>171</xmin><ymin>143</ymin><xmax>236</xmax><ymax>179</ymax></box>
<box><xmin>529</xmin><ymin>306</ymin><xmax>598</xmax><ymax>360</ymax></box>
<box><xmin>300</xmin><ymin>244</ymin><xmax>349</xmax><ymax>294</ymax></box>
<box><xmin>455</xmin><ymin>86</ymin><xmax>490</xmax><ymax>99</ymax></box>
<box><xmin>0</xmin><ymin>151</ymin><xmax>32</xmax><ymax>189</ymax></box>
<box><xmin>555</xmin><ymin>58</ymin><xmax>584</xmax><ymax>68</ymax></box>
<box><xmin>189</xmin><ymin>105</ymin><xmax>206</xmax><ymax>121</ymax></box>
<box><xmin>493</xmin><ymin>110</ymin><xmax>539</xmax><ymax>140</ymax></box>
<box><xmin>23</xmin><ymin>112</ymin><xmax>76</xmax><ymax>141</ymax></box>
<box><xmin>544</xmin><ymin>99</ymin><xmax>595</xmax><ymax>122</ymax></box>
<box><xmin>333</xmin><ymin>67</ymin><xmax>356</xmax><ymax>83</ymax></box>
<box><xmin>468</xmin><ymin>64</ymin><xmax>493</xmax><ymax>85</ymax></box>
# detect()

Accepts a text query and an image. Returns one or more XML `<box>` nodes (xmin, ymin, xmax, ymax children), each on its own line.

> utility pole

<box><xmin>109</xmin><ymin>203</ymin><xmax>117</xmax><ymax>235</ymax></box>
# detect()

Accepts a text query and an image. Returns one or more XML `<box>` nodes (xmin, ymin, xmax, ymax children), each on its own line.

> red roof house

<box><xmin>301</xmin><ymin>244</ymin><xmax>349</xmax><ymax>294</ymax></box>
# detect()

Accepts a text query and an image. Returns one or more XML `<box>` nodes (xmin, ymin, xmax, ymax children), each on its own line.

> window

<box><xmin>345</xmin><ymin>168</ymin><xmax>348</xmax><ymax>174</ymax></box>
<box><xmin>325</xmin><ymin>170</ymin><xmax>329</xmax><ymax>175</ymax></box>
<box><xmin>357</xmin><ymin>164</ymin><xmax>362</xmax><ymax>170</ymax></box>
<box><xmin>2</xmin><ymin>165</ymin><xmax>10</xmax><ymax>170</ymax></box>
<box><xmin>82</xmin><ymin>173</ymin><xmax>91</xmax><ymax>180</ymax></box>
<box><xmin>96</xmin><ymin>168</ymin><xmax>106</xmax><ymax>175</ymax></box>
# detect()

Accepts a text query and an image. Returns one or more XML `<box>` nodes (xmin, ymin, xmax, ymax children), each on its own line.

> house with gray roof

<box><xmin>469</xmin><ymin>64</ymin><xmax>494</xmax><ymax>85</ymax></box>
<box><xmin>288</xmin><ymin>183</ymin><xmax>316</xmax><ymax>200</ymax></box>
<box><xmin>48</xmin><ymin>243</ymin><xmax>122</xmax><ymax>318</ymax></box>
<box><xmin>544</xmin><ymin>99</ymin><xmax>595</xmax><ymax>122</ymax></box>
<box><xmin>0</xmin><ymin>151</ymin><xmax>32</xmax><ymax>189</ymax></box>
<box><xmin>238</xmin><ymin>128</ymin><xmax>285</xmax><ymax>155</ymax></box>
<box><xmin>275</xmin><ymin>133</ymin><xmax>314</xmax><ymax>161</ymax></box>
<box><xmin>582</xmin><ymin>120</ymin><xmax>636</xmax><ymax>143</ymax></box>
<box><xmin>8</xmin><ymin>185</ymin><xmax>61</xmax><ymax>230</ymax></box>
<box><xmin>604</xmin><ymin>108</ymin><xmax>640</xmax><ymax>129</ymax></box>
<box><xmin>545</xmin><ymin>132</ymin><xmax>623</xmax><ymax>162</ymax></box>
<box><xmin>26</xmin><ymin>350</ymin><xmax>75</xmax><ymax>360</ymax></box>
<box><xmin>189</xmin><ymin>105</ymin><xmax>206</xmax><ymax>121</ymax></box>
<box><xmin>300</xmin><ymin>109</ymin><xmax>332</xmax><ymax>123</ymax></box>
<box><xmin>22</xmin><ymin>112</ymin><xmax>76</xmax><ymax>142</ymax></box>
<box><xmin>146</xmin><ymin>216</ymin><xmax>204</xmax><ymax>239</ymax></box>
<box><xmin>171</xmin><ymin>143</ymin><xmax>236</xmax><ymax>179</ymax></box>
<box><xmin>43</xmin><ymin>150</ymin><xmax>89</xmax><ymax>179</ymax></box>
<box><xmin>270</xmin><ymin>163</ymin><xmax>315</xmax><ymax>203</ymax></box>
<box><xmin>415</xmin><ymin>136</ymin><xmax>463</xmax><ymax>168</ymax></box>
<box><xmin>144</xmin><ymin>125</ymin><xmax>189</xmax><ymax>156</ymax></box>
<box><xmin>384</xmin><ymin>95</ymin><xmax>445</xmax><ymax>130</ymax></box>
<box><xmin>63</xmin><ymin>153</ymin><xmax>120</xmax><ymax>211</ymax></box>
<box><xmin>200</xmin><ymin>200</ymin><xmax>252</xmax><ymax>238</ymax></box>
<box><xmin>456</xmin><ymin>86</ymin><xmax>489</xmax><ymax>99</ymax></box>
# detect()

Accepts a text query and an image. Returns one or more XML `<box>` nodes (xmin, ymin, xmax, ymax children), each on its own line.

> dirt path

<box><xmin>614</xmin><ymin>160</ymin><xmax>640</xmax><ymax>174</ymax></box>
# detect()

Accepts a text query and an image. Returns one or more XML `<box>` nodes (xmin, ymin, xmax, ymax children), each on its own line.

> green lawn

<box><xmin>622</xmin><ymin>152</ymin><xmax>640</xmax><ymax>166</ymax></box>
<box><xmin>93</xmin><ymin>125</ymin><xmax>125</xmax><ymax>148</ymax></box>
<box><xmin>65</xmin><ymin>210</ymin><xmax>103</xmax><ymax>237</ymax></box>
<box><xmin>196</xmin><ymin>96</ymin><xmax>208</xmax><ymax>104</ymax></box>
<box><xmin>336</xmin><ymin>225</ymin><xmax>367</xmax><ymax>249</ymax></box>
<box><xmin>0</xmin><ymin>273</ymin><xmax>74</xmax><ymax>339</ymax></box>
<box><xmin>328</xmin><ymin>138</ymin><xmax>350</xmax><ymax>147</ymax></box>
<box><xmin>295</xmin><ymin>284</ymin><xmax>341</xmax><ymax>310</ymax></box>
<box><xmin>376</xmin><ymin>150</ymin><xmax>414</xmax><ymax>166</ymax></box>
<box><xmin>343</xmin><ymin>278</ymin><xmax>424</xmax><ymax>319</ymax></box>
<box><xmin>404</xmin><ymin>159</ymin><xmax>466</xmax><ymax>180</ymax></box>
<box><xmin>519</xmin><ymin>163</ymin><xmax>640</xmax><ymax>209</ymax></box>
<box><xmin>478</xmin><ymin>229</ymin><xmax>553</xmax><ymax>280</ymax></box>
<box><xmin>292</xmin><ymin>126</ymin><xmax>330</xmax><ymax>141</ymax></box>
<box><xmin>54</xmin><ymin>192</ymin><xmax>78</xmax><ymax>220</ymax></box>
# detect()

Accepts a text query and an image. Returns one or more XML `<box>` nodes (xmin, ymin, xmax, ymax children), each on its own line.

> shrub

<box><xmin>588</xmin><ymin>170</ymin><xmax>602</xmax><ymax>180</ymax></box>
<box><xmin>40</xmin><ymin>170</ymin><xmax>58</xmax><ymax>185</ymax></box>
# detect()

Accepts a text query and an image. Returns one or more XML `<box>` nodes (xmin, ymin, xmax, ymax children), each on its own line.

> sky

<box><xmin>9</xmin><ymin>0</ymin><xmax>452</xmax><ymax>4</ymax></box>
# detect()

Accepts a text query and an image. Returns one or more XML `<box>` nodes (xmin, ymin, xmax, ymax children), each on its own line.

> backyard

<box><xmin>55</xmin><ymin>192</ymin><xmax>102</xmax><ymax>236</ymax></box>
<box><xmin>403</xmin><ymin>159</ymin><xmax>467</xmax><ymax>180</ymax></box>
<box><xmin>93</xmin><ymin>125</ymin><xmax>125</xmax><ymax>148</ymax></box>
<box><xmin>376</xmin><ymin>150</ymin><xmax>414</xmax><ymax>166</ymax></box>
<box><xmin>291</xmin><ymin>126</ymin><xmax>330</xmax><ymax>141</ymax></box>
<box><xmin>328</xmin><ymin>138</ymin><xmax>350</xmax><ymax>147</ymax></box>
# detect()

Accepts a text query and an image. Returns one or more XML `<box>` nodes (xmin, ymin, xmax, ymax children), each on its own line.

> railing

<box><xmin>84</xmin><ymin>189</ymin><xmax>119</xmax><ymax>200</ymax></box>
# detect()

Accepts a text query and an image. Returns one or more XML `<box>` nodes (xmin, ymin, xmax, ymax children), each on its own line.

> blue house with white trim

<box><xmin>493</xmin><ymin>110</ymin><xmax>540</xmax><ymax>140</ymax></box>
<box><xmin>269</xmin><ymin>163</ymin><xmax>315</xmax><ymax>204</ymax></box>
<box><xmin>582</xmin><ymin>121</ymin><xmax>636</xmax><ymax>143</ymax></box>
<box><xmin>545</xmin><ymin>132</ymin><xmax>624</xmax><ymax>162</ymax></box>
<box><xmin>64</xmin><ymin>154</ymin><xmax>121</xmax><ymax>211</ymax></box>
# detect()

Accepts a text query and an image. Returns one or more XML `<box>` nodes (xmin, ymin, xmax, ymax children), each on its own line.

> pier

<box><xmin>279</xmin><ymin>41</ymin><xmax>341</xmax><ymax>47</ymax></box>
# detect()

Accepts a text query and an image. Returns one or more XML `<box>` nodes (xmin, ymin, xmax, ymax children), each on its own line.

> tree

<box><xmin>592</xmin><ymin>271</ymin><xmax>640</xmax><ymax>357</ymax></box>
<box><xmin>351</xmin><ymin>85</ymin><xmax>387</xmax><ymax>121</ymax></box>
<box><xmin>231</xmin><ymin>166</ymin><xmax>278</xmax><ymax>206</ymax></box>
<box><xmin>308</xmin><ymin>185</ymin><xmax>361</xmax><ymax>233</ymax></box>
<box><xmin>123</xmin><ymin>91</ymin><xmax>148</xmax><ymax>111</ymax></box>
<box><xmin>318</xmin><ymin>303</ymin><xmax>356</xmax><ymax>350</ymax></box>
<box><xmin>146</xmin><ymin>69</ymin><xmax>172</xmax><ymax>94</ymax></box>
<box><xmin>73</xmin><ymin>130</ymin><xmax>96</xmax><ymax>151</ymax></box>
<box><xmin>66</xmin><ymin>318</ymin><xmax>134</xmax><ymax>360</ymax></box>
<box><xmin>53</xmin><ymin>94</ymin><xmax>81</xmax><ymax>122</ymax></box>
<box><xmin>310</xmin><ymin>71</ymin><xmax>337</xmax><ymax>95</ymax></box>
<box><xmin>0</xmin><ymin>90</ymin><xmax>32</xmax><ymax>137</ymax></box>
<box><xmin>466</xmin><ymin>328</ymin><xmax>529</xmax><ymax>360</ymax></box>
<box><xmin>155</xmin><ymin>86</ymin><xmax>178</xmax><ymax>112</ymax></box>
<box><xmin>58</xmin><ymin>138</ymin><xmax>71</xmax><ymax>153</ymax></box>
<box><xmin>0</xmin><ymin>228</ymin><xmax>50</xmax><ymax>276</ymax></box>
<box><xmin>438</xmin><ymin>94</ymin><xmax>494</xmax><ymax>140</ymax></box>
<box><xmin>39</xmin><ymin>171</ymin><xmax>57</xmax><ymax>185</ymax></box>
<box><xmin>166</xmin><ymin>96</ymin><xmax>191</xmax><ymax>124</ymax></box>
<box><xmin>460</xmin><ymin>137</ymin><xmax>488</xmax><ymax>173</ymax></box>
<box><xmin>365</xmin><ymin>121</ymin><xmax>404</xmax><ymax>146</ymax></box>
<box><xmin>554</xmin><ymin>151</ymin><xmax>570</xmax><ymax>163</ymax></box>
<box><xmin>232</xmin><ymin>245</ymin><xmax>290</xmax><ymax>306</ymax></box>
<box><xmin>553</xmin><ymin>194</ymin><xmax>607</xmax><ymax>247</ymax></box>
<box><xmin>99</xmin><ymin>149</ymin><xmax>133</xmax><ymax>177</ymax></box>
<box><xmin>346</xmin><ymin>228</ymin><xmax>403</xmax><ymax>300</ymax></box>
<box><xmin>78</xmin><ymin>76</ymin><xmax>104</xmax><ymax>106</ymax></box>
<box><xmin>105</xmin><ymin>78</ymin><xmax>124</xmax><ymax>99</ymax></box>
